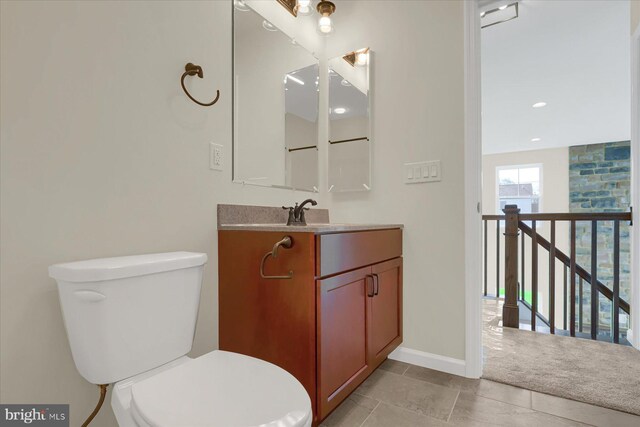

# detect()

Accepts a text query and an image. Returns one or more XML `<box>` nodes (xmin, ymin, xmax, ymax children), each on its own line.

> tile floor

<box><xmin>320</xmin><ymin>359</ymin><xmax>640</xmax><ymax>427</ymax></box>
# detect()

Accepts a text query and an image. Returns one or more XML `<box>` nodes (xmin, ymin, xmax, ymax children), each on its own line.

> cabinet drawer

<box><xmin>316</xmin><ymin>229</ymin><xmax>402</xmax><ymax>277</ymax></box>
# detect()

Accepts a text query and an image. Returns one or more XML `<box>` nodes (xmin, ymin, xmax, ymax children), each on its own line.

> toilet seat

<box><xmin>128</xmin><ymin>350</ymin><xmax>312</xmax><ymax>427</ymax></box>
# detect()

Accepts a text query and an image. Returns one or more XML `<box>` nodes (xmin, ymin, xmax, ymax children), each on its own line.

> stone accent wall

<box><xmin>569</xmin><ymin>141</ymin><xmax>631</xmax><ymax>334</ymax></box>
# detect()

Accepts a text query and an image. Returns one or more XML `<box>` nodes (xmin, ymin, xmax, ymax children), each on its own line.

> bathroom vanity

<box><xmin>218</xmin><ymin>205</ymin><xmax>403</xmax><ymax>424</ymax></box>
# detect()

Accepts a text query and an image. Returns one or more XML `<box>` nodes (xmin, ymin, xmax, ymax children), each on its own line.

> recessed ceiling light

<box><xmin>333</xmin><ymin>107</ymin><xmax>347</xmax><ymax>114</ymax></box>
<box><xmin>531</xmin><ymin>138</ymin><xmax>541</xmax><ymax>142</ymax></box>
<box><xmin>532</xmin><ymin>102</ymin><xmax>547</xmax><ymax>108</ymax></box>
<box><xmin>262</xmin><ymin>20</ymin><xmax>278</xmax><ymax>32</ymax></box>
<box><xmin>234</xmin><ymin>0</ymin><xmax>250</xmax><ymax>12</ymax></box>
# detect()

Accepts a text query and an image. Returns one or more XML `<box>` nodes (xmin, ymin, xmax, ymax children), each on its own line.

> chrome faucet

<box><xmin>282</xmin><ymin>199</ymin><xmax>317</xmax><ymax>226</ymax></box>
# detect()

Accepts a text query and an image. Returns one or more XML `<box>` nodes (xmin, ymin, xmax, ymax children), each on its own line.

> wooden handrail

<box><xmin>518</xmin><ymin>212</ymin><xmax>632</xmax><ymax>221</ymax></box>
<box><xmin>518</xmin><ymin>221</ymin><xmax>630</xmax><ymax>314</ymax></box>
<box><xmin>482</xmin><ymin>206</ymin><xmax>631</xmax><ymax>342</ymax></box>
<box><xmin>482</xmin><ymin>212</ymin><xmax>631</xmax><ymax>221</ymax></box>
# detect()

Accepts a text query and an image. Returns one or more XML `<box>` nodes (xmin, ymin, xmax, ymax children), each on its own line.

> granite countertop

<box><xmin>218</xmin><ymin>223</ymin><xmax>404</xmax><ymax>234</ymax></box>
<box><xmin>217</xmin><ymin>204</ymin><xmax>402</xmax><ymax>234</ymax></box>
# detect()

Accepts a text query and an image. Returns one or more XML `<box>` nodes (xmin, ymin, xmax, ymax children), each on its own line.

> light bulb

<box><xmin>319</xmin><ymin>16</ymin><xmax>333</xmax><ymax>34</ymax></box>
<box><xmin>355</xmin><ymin>51</ymin><xmax>368</xmax><ymax>66</ymax></box>
<box><xmin>297</xmin><ymin>0</ymin><xmax>312</xmax><ymax>15</ymax></box>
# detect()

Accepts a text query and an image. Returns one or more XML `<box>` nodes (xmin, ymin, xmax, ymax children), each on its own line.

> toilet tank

<box><xmin>49</xmin><ymin>252</ymin><xmax>207</xmax><ymax>385</ymax></box>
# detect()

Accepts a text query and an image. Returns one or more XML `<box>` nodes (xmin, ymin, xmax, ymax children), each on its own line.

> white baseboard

<box><xmin>388</xmin><ymin>346</ymin><xmax>467</xmax><ymax>377</ymax></box>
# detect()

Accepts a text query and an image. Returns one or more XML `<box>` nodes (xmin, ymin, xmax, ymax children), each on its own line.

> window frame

<box><xmin>495</xmin><ymin>163</ymin><xmax>544</xmax><ymax>216</ymax></box>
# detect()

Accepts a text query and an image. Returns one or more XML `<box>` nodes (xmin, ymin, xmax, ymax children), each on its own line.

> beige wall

<box><xmin>0</xmin><ymin>2</ymin><xmax>327</xmax><ymax>426</ymax></box>
<box><xmin>0</xmin><ymin>0</ymin><xmax>468</xmax><ymax>424</ymax></box>
<box><xmin>632</xmin><ymin>0</ymin><xmax>640</xmax><ymax>34</ymax></box>
<box><xmin>327</xmin><ymin>1</ymin><xmax>467</xmax><ymax>359</ymax></box>
<box><xmin>482</xmin><ymin>148</ymin><xmax>569</xmax><ymax>322</ymax></box>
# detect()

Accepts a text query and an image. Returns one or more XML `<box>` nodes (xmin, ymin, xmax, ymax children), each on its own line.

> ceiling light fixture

<box><xmin>480</xmin><ymin>2</ymin><xmax>519</xmax><ymax>29</ymax></box>
<box><xmin>285</xmin><ymin>74</ymin><xmax>305</xmax><ymax>85</ymax></box>
<box><xmin>531</xmin><ymin>138</ymin><xmax>541</xmax><ymax>142</ymax></box>
<box><xmin>333</xmin><ymin>107</ymin><xmax>347</xmax><ymax>114</ymax></box>
<box><xmin>262</xmin><ymin>20</ymin><xmax>278</xmax><ymax>32</ymax></box>
<box><xmin>296</xmin><ymin>0</ymin><xmax>312</xmax><ymax>16</ymax></box>
<box><xmin>532</xmin><ymin>102</ymin><xmax>547</xmax><ymax>108</ymax></box>
<box><xmin>343</xmin><ymin>47</ymin><xmax>369</xmax><ymax>67</ymax></box>
<box><xmin>316</xmin><ymin>1</ymin><xmax>336</xmax><ymax>35</ymax></box>
<box><xmin>356</xmin><ymin>51</ymin><xmax>369</xmax><ymax>66</ymax></box>
<box><xmin>276</xmin><ymin>0</ymin><xmax>298</xmax><ymax>16</ymax></box>
<box><xmin>234</xmin><ymin>0</ymin><xmax>250</xmax><ymax>12</ymax></box>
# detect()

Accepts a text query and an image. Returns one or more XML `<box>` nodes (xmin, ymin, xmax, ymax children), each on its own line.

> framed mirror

<box><xmin>328</xmin><ymin>48</ymin><xmax>371</xmax><ymax>192</ymax></box>
<box><xmin>233</xmin><ymin>2</ymin><xmax>319</xmax><ymax>192</ymax></box>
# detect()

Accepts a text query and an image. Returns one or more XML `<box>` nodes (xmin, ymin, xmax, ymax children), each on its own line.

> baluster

<box><xmin>484</xmin><ymin>220</ymin><xmax>488</xmax><ymax>297</ymax></box>
<box><xmin>570</xmin><ymin>220</ymin><xmax>576</xmax><ymax>337</ymax></box>
<box><xmin>591</xmin><ymin>221</ymin><xmax>598</xmax><ymax>340</ymax></box>
<box><xmin>521</xmin><ymin>230</ymin><xmax>525</xmax><ymax>301</ymax></box>
<box><xmin>579</xmin><ymin>277</ymin><xmax>583</xmax><ymax>333</ymax></box>
<box><xmin>613</xmin><ymin>220</ymin><xmax>620</xmax><ymax>344</ymax></box>
<box><xmin>549</xmin><ymin>220</ymin><xmax>556</xmax><ymax>334</ymax></box>
<box><xmin>502</xmin><ymin>205</ymin><xmax>520</xmax><ymax>328</ymax></box>
<box><xmin>496</xmin><ymin>220</ymin><xmax>500</xmax><ymax>298</ymax></box>
<box><xmin>563</xmin><ymin>265</ymin><xmax>567</xmax><ymax>330</ymax></box>
<box><xmin>531</xmin><ymin>220</ymin><xmax>538</xmax><ymax>331</ymax></box>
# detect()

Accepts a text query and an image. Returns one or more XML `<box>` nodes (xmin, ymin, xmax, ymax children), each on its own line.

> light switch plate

<box><xmin>210</xmin><ymin>143</ymin><xmax>223</xmax><ymax>171</ymax></box>
<box><xmin>404</xmin><ymin>160</ymin><xmax>441</xmax><ymax>184</ymax></box>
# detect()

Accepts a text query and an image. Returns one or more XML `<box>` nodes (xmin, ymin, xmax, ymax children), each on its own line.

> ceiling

<box><xmin>482</xmin><ymin>0</ymin><xmax>630</xmax><ymax>154</ymax></box>
<box><xmin>285</xmin><ymin>64</ymin><xmax>319</xmax><ymax>122</ymax></box>
<box><xmin>328</xmin><ymin>69</ymin><xmax>368</xmax><ymax>120</ymax></box>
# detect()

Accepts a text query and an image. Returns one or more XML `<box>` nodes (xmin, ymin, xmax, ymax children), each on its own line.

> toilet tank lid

<box><xmin>49</xmin><ymin>252</ymin><xmax>207</xmax><ymax>283</ymax></box>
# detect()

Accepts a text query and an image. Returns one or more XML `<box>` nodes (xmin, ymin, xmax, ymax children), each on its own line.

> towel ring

<box><xmin>180</xmin><ymin>63</ymin><xmax>220</xmax><ymax>107</ymax></box>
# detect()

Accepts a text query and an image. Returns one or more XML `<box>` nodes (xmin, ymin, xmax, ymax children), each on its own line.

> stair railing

<box><xmin>482</xmin><ymin>204</ymin><xmax>632</xmax><ymax>344</ymax></box>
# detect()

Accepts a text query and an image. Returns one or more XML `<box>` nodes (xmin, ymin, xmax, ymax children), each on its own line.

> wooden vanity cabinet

<box><xmin>218</xmin><ymin>228</ymin><xmax>402</xmax><ymax>425</ymax></box>
<box><xmin>317</xmin><ymin>257</ymin><xmax>402</xmax><ymax>419</ymax></box>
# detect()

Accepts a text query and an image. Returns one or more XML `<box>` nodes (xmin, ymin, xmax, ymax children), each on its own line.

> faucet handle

<box><xmin>282</xmin><ymin>206</ymin><xmax>295</xmax><ymax>225</ymax></box>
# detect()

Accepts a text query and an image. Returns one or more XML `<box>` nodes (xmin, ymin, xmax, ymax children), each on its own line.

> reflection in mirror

<box><xmin>234</xmin><ymin>4</ymin><xmax>319</xmax><ymax>192</ymax></box>
<box><xmin>328</xmin><ymin>48</ymin><xmax>371</xmax><ymax>192</ymax></box>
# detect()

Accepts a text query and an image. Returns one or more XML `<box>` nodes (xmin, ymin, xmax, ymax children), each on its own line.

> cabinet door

<box><xmin>369</xmin><ymin>258</ymin><xmax>403</xmax><ymax>368</ymax></box>
<box><xmin>317</xmin><ymin>266</ymin><xmax>372</xmax><ymax>420</ymax></box>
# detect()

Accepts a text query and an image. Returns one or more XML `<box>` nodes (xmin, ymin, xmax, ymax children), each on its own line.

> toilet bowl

<box><xmin>49</xmin><ymin>252</ymin><xmax>312</xmax><ymax>426</ymax></box>
<box><xmin>112</xmin><ymin>352</ymin><xmax>312</xmax><ymax>427</ymax></box>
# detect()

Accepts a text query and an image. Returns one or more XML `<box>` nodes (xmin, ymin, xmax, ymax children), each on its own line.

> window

<box><xmin>497</xmin><ymin>165</ymin><xmax>542</xmax><ymax>214</ymax></box>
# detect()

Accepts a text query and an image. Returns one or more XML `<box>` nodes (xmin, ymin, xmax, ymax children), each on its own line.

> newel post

<box><xmin>502</xmin><ymin>204</ymin><xmax>520</xmax><ymax>328</ymax></box>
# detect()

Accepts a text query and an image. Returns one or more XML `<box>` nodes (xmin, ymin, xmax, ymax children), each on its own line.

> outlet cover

<box><xmin>210</xmin><ymin>143</ymin><xmax>223</xmax><ymax>171</ymax></box>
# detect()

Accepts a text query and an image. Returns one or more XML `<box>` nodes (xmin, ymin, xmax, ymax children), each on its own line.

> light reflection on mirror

<box><xmin>233</xmin><ymin>3</ymin><xmax>319</xmax><ymax>192</ymax></box>
<box><xmin>328</xmin><ymin>48</ymin><xmax>371</xmax><ymax>192</ymax></box>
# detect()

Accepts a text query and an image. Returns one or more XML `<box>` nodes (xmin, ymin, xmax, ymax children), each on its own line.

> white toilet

<box><xmin>49</xmin><ymin>252</ymin><xmax>312</xmax><ymax>427</ymax></box>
